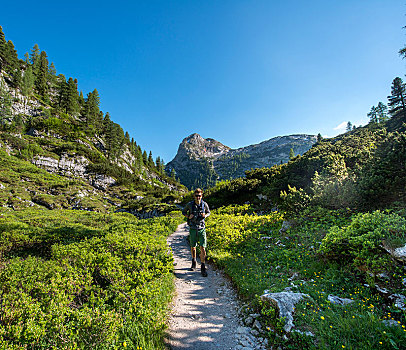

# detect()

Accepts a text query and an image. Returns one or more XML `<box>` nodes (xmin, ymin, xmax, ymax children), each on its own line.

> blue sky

<box><xmin>1</xmin><ymin>1</ymin><xmax>405</xmax><ymax>162</ymax></box>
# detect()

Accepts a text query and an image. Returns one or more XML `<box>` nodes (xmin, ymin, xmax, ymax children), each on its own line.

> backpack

<box><xmin>187</xmin><ymin>200</ymin><xmax>205</xmax><ymax>225</ymax></box>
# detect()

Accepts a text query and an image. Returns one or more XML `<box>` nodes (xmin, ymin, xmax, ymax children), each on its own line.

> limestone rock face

<box><xmin>32</xmin><ymin>154</ymin><xmax>116</xmax><ymax>189</ymax></box>
<box><xmin>167</xmin><ymin>133</ymin><xmax>316</xmax><ymax>189</ymax></box>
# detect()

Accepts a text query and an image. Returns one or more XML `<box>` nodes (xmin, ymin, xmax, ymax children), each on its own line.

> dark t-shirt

<box><xmin>183</xmin><ymin>200</ymin><xmax>210</xmax><ymax>229</ymax></box>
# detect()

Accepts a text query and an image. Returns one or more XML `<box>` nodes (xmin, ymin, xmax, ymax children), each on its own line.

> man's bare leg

<box><xmin>200</xmin><ymin>246</ymin><xmax>206</xmax><ymax>264</ymax></box>
<box><xmin>200</xmin><ymin>246</ymin><xmax>207</xmax><ymax>277</ymax></box>
<box><xmin>190</xmin><ymin>247</ymin><xmax>197</xmax><ymax>270</ymax></box>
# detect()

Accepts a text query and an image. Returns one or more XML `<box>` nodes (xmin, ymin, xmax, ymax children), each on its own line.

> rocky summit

<box><xmin>167</xmin><ymin>133</ymin><xmax>317</xmax><ymax>189</ymax></box>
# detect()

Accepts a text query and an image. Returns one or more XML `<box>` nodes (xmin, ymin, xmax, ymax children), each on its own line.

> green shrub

<box><xmin>0</xmin><ymin>209</ymin><xmax>183</xmax><ymax>349</ymax></box>
<box><xmin>319</xmin><ymin>211</ymin><xmax>406</xmax><ymax>272</ymax></box>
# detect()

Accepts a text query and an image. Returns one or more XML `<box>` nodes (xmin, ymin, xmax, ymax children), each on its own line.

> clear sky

<box><xmin>1</xmin><ymin>1</ymin><xmax>405</xmax><ymax>162</ymax></box>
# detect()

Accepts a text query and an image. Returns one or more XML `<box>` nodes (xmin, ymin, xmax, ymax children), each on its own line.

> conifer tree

<box><xmin>4</xmin><ymin>40</ymin><xmax>19</xmax><ymax>74</ymax></box>
<box><xmin>289</xmin><ymin>148</ymin><xmax>295</xmax><ymax>160</ymax></box>
<box><xmin>21</xmin><ymin>65</ymin><xmax>34</xmax><ymax>96</ymax></box>
<box><xmin>156</xmin><ymin>156</ymin><xmax>161</xmax><ymax>172</ymax></box>
<box><xmin>84</xmin><ymin>89</ymin><xmax>101</xmax><ymax>126</ymax></box>
<box><xmin>56</xmin><ymin>74</ymin><xmax>67</xmax><ymax>109</ymax></box>
<box><xmin>12</xmin><ymin>67</ymin><xmax>22</xmax><ymax>89</ymax></box>
<box><xmin>148</xmin><ymin>151</ymin><xmax>154</xmax><ymax>167</ymax></box>
<box><xmin>317</xmin><ymin>133</ymin><xmax>323</xmax><ymax>142</ymax></box>
<box><xmin>24</xmin><ymin>52</ymin><xmax>29</xmax><ymax>64</ymax></box>
<box><xmin>65</xmin><ymin>77</ymin><xmax>79</xmax><ymax>115</ymax></box>
<box><xmin>170</xmin><ymin>168</ymin><xmax>176</xmax><ymax>180</ymax></box>
<box><xmin>142</xmin><ymin>150</ymin><xmax>148</xmax><ymax>165</ymax></box>
<box><xmin>0</xmin><ymin>80</ymin><xmax>12</xmax><ymax>125</ymax></box>
<box><xmin>35</xmin><ymin>51</ymin><xmax>49</xmax><ymax>98</ymax></box>
<box><xmin>0</xmin><ymin>26</ymin><xmax>6</xmax><ymax>72</ymax></box>
<box><xmin>376</xmin><ymin>102</ymin><xmax>388</xmax><ymax>123</ymax></box>
<box><xmin>346</xmin><ymin>121</ymin><xmax>352</xmax><ymax>131</ymax></box>
<box><xmin>48</xmin><ymin>62</ymin><xmax>57</xmax><ymax>85</ymax></box>
<box><xmin>78</xmin><ymin>91</ymin><xmax>85</xmax><ymax>108</ymax></box>
<box><xmin>30</xmin><ymin>44</ymin><xmax>40</xmax><ymax>75</ymax></box>
<box><xmin>368</xmin><ymin>106</ymin><xmax>378</xmax><ymax>124</ymax></box>
<box><xmin>388</xmin><ymin>77</ymin><xmax>406</xmax><ymax>118</ymax></box>
<box><xmin>103</xmin><ymin>112</ymin><xmax>111</xmax><ymax>133</ymax></box>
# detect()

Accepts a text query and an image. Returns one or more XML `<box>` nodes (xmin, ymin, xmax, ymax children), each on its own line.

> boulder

<box><xmin>389</xmin><ymin>294</ymin><xmax>406</xmax><ymax>311</ymax></box>
<box><xmin>327</xmin><ymin>294</ymin><xmax>354</xmax><ymax>306</ymax></box>
<box><xmin>382</xmin><ymin>243</ymin><xmax>406</xmax><ymax>263</ymax></box>
<box><xmin>260</xmin><ymin>291</ymin><xmax>309</xmax><ymax>332</ymax></box>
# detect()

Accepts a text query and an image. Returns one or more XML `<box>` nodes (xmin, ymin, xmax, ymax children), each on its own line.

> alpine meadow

<box><xmin>1</xmin><ymin>10</ymin><xmax>406</xmax><ymax>350</ymax></box>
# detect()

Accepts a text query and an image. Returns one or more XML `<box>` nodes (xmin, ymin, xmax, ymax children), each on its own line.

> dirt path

<box><xmin>165</xmin><ymin>223</ymin><xmax>265</xmax><ymax>350</ymax></box>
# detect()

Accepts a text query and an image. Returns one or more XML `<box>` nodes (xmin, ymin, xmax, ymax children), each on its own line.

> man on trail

<box><xmin>182</xmin><ymin>188</ymin><xmax>210</xmax><ymax>277</ymax></box>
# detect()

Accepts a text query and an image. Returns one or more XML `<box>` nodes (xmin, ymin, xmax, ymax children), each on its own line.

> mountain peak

<box><xmin>167</xmin><ymin>134</ymin><xmax>316</xmax><ymax>189</ymax></box>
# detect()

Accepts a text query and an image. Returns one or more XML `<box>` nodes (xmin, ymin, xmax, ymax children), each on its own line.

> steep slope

<box><xmin>0</xmin><ymin>26</ymin><xmax>185</xmax><ymax>213</ymax></box>
<box><xmin>167</xmin><ymin>133</ymin><xmax>316</xmax><ymax>189</ymax></box>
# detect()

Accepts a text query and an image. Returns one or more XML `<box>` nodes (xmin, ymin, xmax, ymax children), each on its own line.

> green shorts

<box><xmin>189</xmin><ymin>228</ymin><xmax>207</xmax><ymax>248</ymax></box>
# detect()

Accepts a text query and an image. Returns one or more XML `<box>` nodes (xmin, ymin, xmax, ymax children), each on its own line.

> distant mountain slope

<box><xmin>167</xmin><ymin>133</ymin><xmax>316</xmax><ymax>189</ymax></box>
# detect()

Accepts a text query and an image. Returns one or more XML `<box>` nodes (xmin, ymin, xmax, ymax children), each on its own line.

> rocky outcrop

<box><xmin>382</xmin><ymin>243</ymin><xmax>406</xmax><ymax>263</ymax></box>
<box><xmin>32</xmin><ymin>154</ymin><xmax>116</xmax><ymax>190</ymax></box>
<box><xmin>167</xmin><ymin>133</ymin><xmax>316</xmax><ymax>189</ymax></box>
<box><xmin>260</xmin><ymin>291</ymin><xmax>310</xmax><ymax>332</ymax></box>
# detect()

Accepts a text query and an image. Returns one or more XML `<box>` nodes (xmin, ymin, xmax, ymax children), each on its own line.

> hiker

<box><xmin>182</xmin><ymin>188</ymin><xmax>211</xmax><ymax>277</ymax></box>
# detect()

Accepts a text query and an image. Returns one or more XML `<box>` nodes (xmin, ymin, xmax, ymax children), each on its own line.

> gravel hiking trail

<box><xmin>165</xmin><ymin>223</ymin><xmax>242</xmax><ymax>350</ymax></box>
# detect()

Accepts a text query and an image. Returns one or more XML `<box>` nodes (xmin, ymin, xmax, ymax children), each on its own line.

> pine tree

<box><xmin>388</xmin><ymin>77</ymin><xmax>406</xmax><ymax>118</ymax></box>
<box><xmin>56</xmin><ymin>74</ymin><xmax>67</xmax><ymax>110</ymax></box>
<box><xmin>148</xmin><ymin>151</ymin><xmax>154</xmax><ymax>167</ymax></box>
<box><xmin>24</xmin><ymin>52</ymin><xmax>29</xmax><ymax>64</ymax></box>
<box><xmin>103</xmin><ymin>112</ymin><xmax>111</xmax><ymax>133</ymax></box>
<box><xmin>367</xmin><ymin>106</ymin><xmax>378</xmax><ymax>124</ymax></box>
<box><xmin>83</xmin><ymin>89</ymin><xmax>100</xmax><ymax>126</ymax></box>
<box><xmin>48</xmin><ymin>62</ymin><xmax>57</xmax><ymax>85</ymax></box>
<box><xmin>0</xmin><ymin>26</ymin><xmax>6</xmax><ymax>72</ymax></box>
<box><xmin>170</xmin><ymin>168</ymin><xmax>176</xmax><ymax>180</ymax></box>
<box><xmin>317</xmin><ymin>133</ymin><xmax>323</xmax><ymax>142</ymax></box>
<box><xmin>346</xmin><ymin>121</ymin><xmax>352</xmax><ymax>131</ymax></box>
<box><xmin>4</xmin><ymin>40</ymin><xmax>19</xmax><ymax>74</ymax></box>
<box><xmin>289</xmin><ymin>148</ymin><xmax>295</xmax><ymax>160</ymax></box>
<box><xmin>12</xmin><ymin>67</ymin><xmax>22</xmax><ymax>89</ymax></box>
<box><xmin>65</xmin><ymin>77</ymin><xmax>79</xmax><ymax>115</ymax></box>
<box><xmin>21</xmin><ymin>65</ymin><xmax>35</xmax><ymax>96</ymax></box>
<box><xmin>156</xmin><ymin>156</ymin><xmax>161</xmax><ymax>172</ymax></box>
<box><xmin>30</xmin><ymin>44</ymin><xmax>40</xmax><ymax>75</ymax></box>
<box><xmin>35</xmin><ymin>51</ymin><xmax>49</xmax><ymax>98</ymax></box>
<box><xmin>142</xmin><ymin>150</ymin><xmax>148</xmax><ymax>165</ymax></box>
<box><xmin>78</xmin><ymin>91</ymin><xmax>85</xmax><ymax>108</ymax></box>
<box><xmin>0</xmin><ymin>79</ymin><xmax>12</xmax><ymax>125</ymax></box>
<box><xmin>376</xmin><ymin>102</ymin><xmax>388</xmax><ymax>123</ymax></box>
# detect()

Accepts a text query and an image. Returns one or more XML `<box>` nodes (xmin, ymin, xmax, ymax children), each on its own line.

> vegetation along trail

<box><xmin>166</xmin><ymin>223</ymin><xmax>253</xmax><ymax>350</ymax></box>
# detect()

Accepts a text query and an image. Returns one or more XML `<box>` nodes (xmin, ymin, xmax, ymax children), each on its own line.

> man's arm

<box><xmin>204</xmin><ymin>202</ymin><xmax>210</xmax><ymax>218</ymax></box>
<box><xmin>182</xmin><ymin>203</ymin><xmax>191</xmax><ymax>219</ymax></box>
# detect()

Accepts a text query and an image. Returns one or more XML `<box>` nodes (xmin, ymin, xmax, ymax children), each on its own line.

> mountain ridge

<box><xmin>167</xmin><ymin>133</ymin><xmax>317</xmax><ymax>189</ymax></box>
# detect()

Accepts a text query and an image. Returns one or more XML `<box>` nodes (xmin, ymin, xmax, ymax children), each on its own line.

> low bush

<box><xmin>319</xmin><ymin>211</ymin><xmax>406</xmax><ymax>272</ymax></box>
<box><xmin>0</xmin><ymin>209</ymin><xmax>183</xmax><ymax>349</ymax></box>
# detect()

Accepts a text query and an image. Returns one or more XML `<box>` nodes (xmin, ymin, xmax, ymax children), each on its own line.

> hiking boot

<box><xmin>201</xmin><ymin>263</ymin><xmax>208</xmax><ymax>277</ymax></box>
<box><xmin>190</xmin><ymin>259</ymin><xmax>196</xmax><ymax>271</ymax></box>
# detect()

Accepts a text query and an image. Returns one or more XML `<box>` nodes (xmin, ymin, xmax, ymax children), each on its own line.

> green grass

<box><xmin>205</xmin><ymin>205</ymin><xmax>406</xmax><ymax>349</ymax></box>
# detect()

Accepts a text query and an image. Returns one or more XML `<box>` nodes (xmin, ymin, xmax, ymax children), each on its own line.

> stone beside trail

<box><xmin>166</xmin><ymin>223</ymin><xmax>264</xmax><ymax>350</ymax></box>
